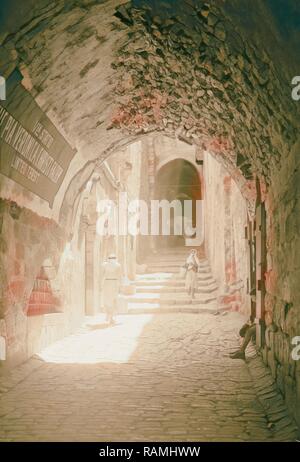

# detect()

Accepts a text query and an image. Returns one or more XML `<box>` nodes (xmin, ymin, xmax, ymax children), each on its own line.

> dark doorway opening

<box><xmin>154</xmin><ymin>159</ymin><xmax>202</xmax><ymax>249</ymax></box>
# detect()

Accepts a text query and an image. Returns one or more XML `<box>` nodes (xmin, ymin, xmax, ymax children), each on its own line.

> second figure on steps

<box><xmin>184</xmin><ymin>249</ymin><xmax>200</xmax><ymax>299</ymax></box>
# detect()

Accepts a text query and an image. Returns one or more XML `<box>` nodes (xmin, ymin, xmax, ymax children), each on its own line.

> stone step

<box><xmin>156</xmin><ymin>247</ymin><xmax>193</xmax><ymax>250</ymax></box>
<box><xmin>145</xmin><ymin>264</ymin><xmax>211</xmax><ymax>271</ymax></box>
<box><xmin>135</xmin><ymin>285</ymin><xmax>218</xmax><ymax>294</ymax></box>
<box><xmin>133</xmin><ymin>277</ymin><xmax>216</xmax><ymax>287</ymax></box>
<box><xmin>146</xmin><ymin>259</ymin><xmax>209</xmax><ymax>266</ymax></box>
<box><xmin>135</xmin><ymin>273</ymin><xmax>215</xmax><ymax>283</ymax></box>
<box><xmin>131</xmin><ymin>249</ymin><xmax>218</xmax><ymax>316</ymax></box>
<box><xmin>127</xmin><ymin>303</ymin><xmax>218</xmax><ymax>315</ymax></box>
<box><xmin>126</xmin><ymin>293</ymin><xmax>217</xmax><ymax>305</ymax></box>
<box><xmin>148</xmin><ymin>253</ymin><xmax>201</xmax><ymax>260</ymax></box>
<box><xmin>146</xmin><ymin>256</ymin><xmax>209</xmax><ymax>264</ymax></box>
<box><xmin>146</xmin><ymin>266</ymin><xmax>211</xmax><ymax>273</ymax></box>
<box><xmin>156</xmin><ymin>247</ymin><xmax>197</xmax><ymax>253</ymax></box>
<box><xmin>134</xmin><ymin>282</ymin><xmax>217</xmax><ymax>291</ymax></box>
<box><xmin>145</xmin><ymin>264</ymin><xmax>211</xmax><ymax>272</ymax></box>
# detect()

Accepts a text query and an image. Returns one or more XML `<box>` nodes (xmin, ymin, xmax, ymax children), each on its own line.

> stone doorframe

<box><xmin>255</xmin><ymin>201</ymin><xmax>267</xmax><ymax>348</ymax></box>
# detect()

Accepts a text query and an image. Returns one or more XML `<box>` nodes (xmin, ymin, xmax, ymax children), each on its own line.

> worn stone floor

<box><xmin>0</xmin><ymin>312</ymin><xmax>298</xmax><ymax>442</ymax></box>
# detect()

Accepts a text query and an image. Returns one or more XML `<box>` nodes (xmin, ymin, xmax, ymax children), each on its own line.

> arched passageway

<box><xmin>154</xmin><ymin>159</ymin><xmax>202</xmax><ymax>248</ymax></box>
<box><xmin>0</xmin><ymin>0</ymin><xmax>299</xmax><ymax>441</ymax></box>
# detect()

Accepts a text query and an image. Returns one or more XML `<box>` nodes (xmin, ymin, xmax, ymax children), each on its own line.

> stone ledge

<box><xmin>246</xmin><ymin>347</ymin><xmax>299</xmax><ymax>441</ymax></box>
<box><xmin>27</xmin><ymin>311</ymin><xmax>66</xmax><ymax>327</ymax></box>
<box><xmin>0</xmin><ymin>356</ymin><xmax>44</xmax><ymax>395</ymax></box>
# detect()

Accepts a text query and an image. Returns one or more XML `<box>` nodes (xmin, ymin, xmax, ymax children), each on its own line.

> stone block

<box><xmin>296</xmin><ymin>362</ymin><xmax>300</xmax><ymax>427</ymax></box>
<box><xmin>262</xmin><ymin>345</ymin><xmax>268</xmax><ymax>365</ymax></box>
<box><xmin>276</xmin><ymin>364</ymin><xmax>285</xmax><ymax>395</ymax></box>
<box><xmin>284</xmin><ymin>375</ymin><xmax>296</xmax><ymax>416</ymax></box>
<box><xmin>0</xmin><ymin>336</ymin><xmax>6</xmax><ymax>360</ymax></box>
<box><xmin>267</xmin><ymin>349</ymin><xmax>277</xmax><ymax>379</ymax></box>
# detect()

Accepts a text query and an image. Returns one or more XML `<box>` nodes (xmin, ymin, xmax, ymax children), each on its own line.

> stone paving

<box><xmin>0</xmin><ymin>312</ymin><xmax>298</xmax><ymax>442</ymax></box>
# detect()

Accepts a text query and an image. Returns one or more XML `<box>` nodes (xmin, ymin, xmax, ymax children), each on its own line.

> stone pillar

<box><xmin>147</xmin><ymin>137</ymin><xmax>156</xmax><ymax>254</ymax></box>
<box><xmin>296</xmin><ymin>360</ymin><xmax>300</xmax><ymax>428</ymax></box>
<box><xmin>218</xmin><ymin>175</ymin><xmax>243</xmax><ymax>311</ymax></box>
<box><xmin>84</xmin><ymin>224</ymin><xmax>98</xmax><ymax>316</ymax></box>
<box><xmin>255</xmin><ymin>202</ymin><xmax>267</xmax><ymax>347</ymax></box>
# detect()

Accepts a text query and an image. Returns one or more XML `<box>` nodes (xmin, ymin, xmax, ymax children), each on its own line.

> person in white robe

<box><xmin>184</xmin><ymin>249</ymin><xmax>200</xmax><ymax>299</ymax></box>
<box><xmin>100</xmin><ymin>254</ymin><xmax>122</xmax><ymax>325</ymax></box>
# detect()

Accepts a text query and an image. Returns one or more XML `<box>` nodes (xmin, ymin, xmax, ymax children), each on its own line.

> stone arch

<box><xmin>0</xmin><ymin>0</ymin><xmax>300</xmax><ymax>426</ymax></box>
<box><xmin>155</xmin><ymin>154</ymin><xmax>198</xmax><ymax>176</ymax></box>
<box><xmin>1</xmin><ymin>0</ymin><xmax>298</xmax><ymax>223</ymax></box>
<box><xmin>151</xmin><ymin>155</ymin><xmax>204</xmax><ymax>249</ymax></box>
<box><xmin>58</xmin><ymin>132</ymin><xmax>256</xmax><ymax>235</ymax></box>
<box><xmin>155</xmin><ymin>157</ymin><xmax>202</xmax><ymax>201</ymax></box>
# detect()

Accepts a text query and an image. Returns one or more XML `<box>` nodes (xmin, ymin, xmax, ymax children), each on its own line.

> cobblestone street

<box><xmin>0</xmin><ymin>312</ymin><xmax>298</xmax><ymax>442</ymax></box>
<box><xmin>1</xmin><ymin>0</ymin><xmax>300</xmax><ymax>445</ymax></box>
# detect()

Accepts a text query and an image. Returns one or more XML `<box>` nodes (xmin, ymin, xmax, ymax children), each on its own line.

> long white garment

<box><xmin>185</xmin><ymin>254</ymin><xmax>200</xmax><ymax>292</ymax></box>
<box><xmin>185</xmin><ymin>254</ymin><xmax>200</xmax><ymax>268</ymax></box>
<box><xmin>100</xmin><ymin>260</ymin><xmax>122</xmax><ymax>313</ymax></box>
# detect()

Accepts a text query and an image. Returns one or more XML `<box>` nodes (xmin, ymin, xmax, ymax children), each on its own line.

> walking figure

<box><xmin>184</xmin><ymin>249</ymin><xmax>200</xmax><ymax>299</ymax></box>
<box><xmin>100</xmin><ymin>253</ymin><xmax>122</xmax><ymax>325</ymax></box>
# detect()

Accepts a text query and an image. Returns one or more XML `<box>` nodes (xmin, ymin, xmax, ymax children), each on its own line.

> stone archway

<box><xmin>2</xmin><ymin>0</ymin><xmax>298</xmax><ymax>218</ymax></box>
<box><xmin>0</xmin><ymin>0</ymin><xmax>300</xmax><ymax>427</ymax></box>
<box><xmin>154</xmin><ymin>158</ymin><xmax>202</xmax><ymax>248</ymax></box>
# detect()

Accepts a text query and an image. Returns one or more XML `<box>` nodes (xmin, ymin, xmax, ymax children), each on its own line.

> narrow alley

<box><xmin>0</xmin><ymin>0</ymin><xmax>300</xmax><ymax>446</ymax></box>
<box><xmin>0</xmin><ymin>311</ymin><xmax>297</xmax><ymax>442</ymax></box>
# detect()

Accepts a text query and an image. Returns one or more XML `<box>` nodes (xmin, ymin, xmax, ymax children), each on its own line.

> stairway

<box><xmin>127</xmin><ymin>247</ymin><xmax>219</xmax><ymax>314</ymax></box>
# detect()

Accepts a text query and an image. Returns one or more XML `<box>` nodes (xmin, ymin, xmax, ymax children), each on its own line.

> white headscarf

<box><xmin>186</xmin><ymin>250</ymin><xmax>200</xmax><ymax>267</ymax></box>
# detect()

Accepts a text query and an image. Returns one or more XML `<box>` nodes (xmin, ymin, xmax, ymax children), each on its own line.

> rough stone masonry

<box><xmin>0</xmin><ymin>0</ymin><xmax>300</xmax><ymax>437</ymax></box>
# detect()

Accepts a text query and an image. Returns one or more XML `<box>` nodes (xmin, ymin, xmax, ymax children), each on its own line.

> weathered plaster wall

<box><xmin>263</xmin><ymin>139</ymin><xmax>300</xmax><ymax>427</ymax></box>
<box><xmin>0</xmin><ymin>198</ymin><xmax>66</xmax><ymax>366</ymax></box>
<box><xmin>203</xmin><ymin>152</ymin><xmax>249</xmax><ymax>314</ymax></box>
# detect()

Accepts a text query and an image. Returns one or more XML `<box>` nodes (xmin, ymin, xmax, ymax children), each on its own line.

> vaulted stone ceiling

<box><xmin>1</xmin><ymin>0</ymin><xmax>299</xmax><ymax>216</ymax></box>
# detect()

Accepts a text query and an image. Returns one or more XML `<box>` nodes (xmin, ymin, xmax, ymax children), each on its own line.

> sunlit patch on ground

<box><xmin>37</xmin><ymin>314</ymin><xmax>154</xmax><ymax>364</ymax></box>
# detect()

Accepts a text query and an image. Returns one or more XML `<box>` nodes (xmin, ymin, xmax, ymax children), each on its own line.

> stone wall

<box><xmin>203</xmin><ymin>152</ymin><xmax>249</xmax><ymax>315</ymax></box>
<box><xmin>0</xmin><ymin>178</ymin><xmax>95</xmax><ymax>367</ymax></box>
<box><xmin>0</xmin><ymin>198</ymin><xmax>67</xmax><ymax>366</ymax></box>
<box><xmin>262</xmin><ymin>139</ymin><xmax>300</xmax><ymax>427</ymax></box>
<box><xmin>0</xmin><ymin>0</ymin><xmax>299</xmax><ymax>428</ymax></box>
